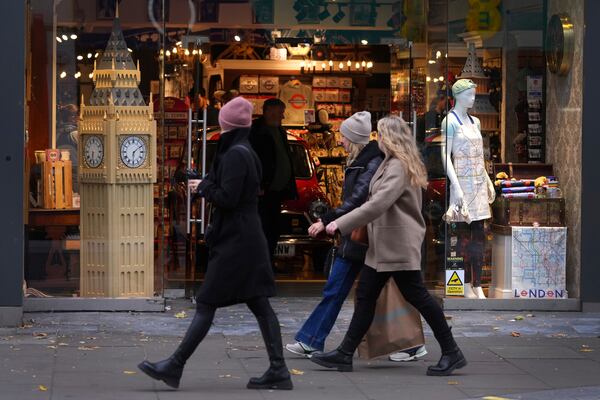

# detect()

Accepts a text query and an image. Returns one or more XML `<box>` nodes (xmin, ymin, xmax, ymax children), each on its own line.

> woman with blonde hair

<box><xmin>310</xmin><ymin>115</ymin><xmax>466</xmax><ymax>376</ymax></box>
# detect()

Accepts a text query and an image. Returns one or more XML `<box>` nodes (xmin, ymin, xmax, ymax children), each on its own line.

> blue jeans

<box><xmin>295</xmin><ymin>255</ymin><xmax>363</xmax><ymax>351</ymax></box>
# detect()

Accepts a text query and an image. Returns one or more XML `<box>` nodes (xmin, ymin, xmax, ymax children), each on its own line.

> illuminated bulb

<box><xmin>361</xmin><ymin>60</ymin><xmax>366</xmax><ymax>67</ymax></box>
<box><xmin>347</xmin><ymin>60</ymin><xmax>351</xmax><ymax>67</ymax></box>
<box><xmin>176</xmin><ymin>41</ymin><xmax>182</xmax><ymax>46</ymax></box>
<box><xmin>426</xmin><ymin>76</ymin><xmax>431</xmax><ymax>82</ymax></box>
<box><xmin>61</xmin><ymin>34</ymin><xmax>68</xmax><ymax>41</ymax></box>
<box><xmin>127</xmin><ymin>48</ymin><xmax>133</xmax><ymax>53</ymax></box>
<box><xmin>198</xmin><ymin>49</ymin><xmax>202</xmax><ymax>55</ymax></box>
<box><xmin>74</xmin><ymin>71</ymin><xmax>81</xmax><ymax>79</ymax></box>
<box><xmin>433</xmin><ymin>78</ymin><xmax>439</xmax><ymax>82</ymax></box>
<box><xmin>70</xmin><ymin>34</ymin><xmax>77</xmax><ymax>40</ymax></box>
<box><xmin>311</xmin><ymin>61</ymin><xmax>316</xmax><ymax>67</ymax></box>
<box><xmin>436</xmin><ymin>50</ymin><xmax>441</xmax><ymax>59</ymax></box>
<box><xmin>56</xmin><ymin>36</ymin><xmax>62</xmax><ymax>43</ymax></box>
<box><xmin>77</xmin><ymin>55</ymin><xmax>83</xmax><ymax>60</ymax></box>
<box><xmin>439</xmin><ymin>76</ymin><xmax>444</xmax><ymax>81</ymax></box>
<box><xmin>184</xmin><ymin>49</ymin><xmax>190</xmax><ymax>56</ymax></box>
<box><xmin>300</xmin><ymin>61</ymin><xmax>305</xmax><ymax>68</ymax></box>
<box><xmin>166</xmin><ymin>50</ymin><xmax>171</xmax><ymax>57</ymax></box>
<box><xmin>329</xmin><ymin>60</ymin><xmax>333</xmax><ymax>67</ymax></box>
<box><xmin>428</xmin><ymin>60</ymin><xmax>436</xmax><ymax>64</ymax></box>
<box><xmin>234</xmin><ymin>35</ymin><xmax>241</xmax><ymax>42</ymax></box>
<box><xmin>355</xmin><ymin>62</ymin><xmax>360</xmax><ymax>69</ymax></box>
<box><xmin>367</xmin><ymin>61</ymin><xmax>373</xmax><ymax>69</ymax></box>
<box><xmin>87</xmin><ymin>53</ymin><xmax>92</xmax><ymax>59</ymax></box>
<box><xmin>192</xmin><ymin>49</ymin><xmax>198</xmax><ymax>55</ymax></box>
<box><xmin>339</xmin><ymin>62</ymin><xmax>344</xmax><ymax>70</ymax></box>
<box><xmin>94</xmin><ymin>52</ymin><xmax>99</xmax><ymax>58</ymax></box>
<box><xmin>172</xmin><ymin>47</ymin><xmax>178</xmax><ymax>54</ymax></box>
<box><xmin>361</xmin><ymin>39</ymin><xmax>368</xmax><ymax>45</ymax></box>
<box><xmin>89</xmin><ymin>72</ymin><xmax>94</xmax><ymax>79</ymax></box>
<box><xmin>60</xmin><ymin>71</ymin><xmax>67</xmax><ymax>78</ymax></box>
<box><xmin>321</xmin><ymin>62</ymin><xmax>326</xmax><ymax>69</ymax></box>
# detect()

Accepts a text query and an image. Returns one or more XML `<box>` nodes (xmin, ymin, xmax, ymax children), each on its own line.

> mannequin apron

<box><xmin>447</xmin><ymin>111</ymin><xmax>490</xmax><ymax>293</ymax></box>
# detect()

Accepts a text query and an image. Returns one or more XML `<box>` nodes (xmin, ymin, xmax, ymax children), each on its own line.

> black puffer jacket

<box><xmin>320</xmin><ymin>141</ymin><xmax>384</xmax><ymax>262</ymax></box>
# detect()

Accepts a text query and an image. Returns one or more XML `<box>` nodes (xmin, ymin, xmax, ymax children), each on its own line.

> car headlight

<box><xmin>309</xmin><ymin>200</ymin><xmax>329</xmax><ymax>221</ymax></box>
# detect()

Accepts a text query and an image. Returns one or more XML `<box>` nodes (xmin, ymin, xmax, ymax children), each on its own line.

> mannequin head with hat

<box><xmin>452</xmin><ymin>79</ymin><xmax>477</xmax><ymax>118</ymax></box>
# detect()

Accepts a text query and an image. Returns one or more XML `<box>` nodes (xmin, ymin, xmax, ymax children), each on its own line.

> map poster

<box><xmin>511</xmin><ymin>227</ymin><xmax>567</xmax><ymax>299</ymax></box>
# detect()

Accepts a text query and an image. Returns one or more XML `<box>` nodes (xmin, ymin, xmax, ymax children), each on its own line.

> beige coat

<box><xmin>335</xmin><ymin>155</ymin><xmax>426</xmax><ymax>272</ymax></box>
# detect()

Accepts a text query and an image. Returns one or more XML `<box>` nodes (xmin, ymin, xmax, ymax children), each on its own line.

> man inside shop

<box><xmin>249</xmin><ymin>98</ymin><xmax>298</xmax><ymax>262</ymax></box>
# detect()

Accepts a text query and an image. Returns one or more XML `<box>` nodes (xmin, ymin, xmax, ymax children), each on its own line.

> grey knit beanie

<box><xmin>340</xmin><ymin>111</ymin><xmax>372</xmax><ymax>145</ymax></box>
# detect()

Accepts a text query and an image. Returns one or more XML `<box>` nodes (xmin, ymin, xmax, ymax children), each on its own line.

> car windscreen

<box><xmin>288</xmin><ymin>142</ymin><xmax>313</xmax><ymax>179</ymax></box>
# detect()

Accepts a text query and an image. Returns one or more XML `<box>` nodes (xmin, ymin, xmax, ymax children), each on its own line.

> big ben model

<box><xmin>78</xmin><ymin>14</ymin><xmax>156</xmax><ymax>297</ymax></box>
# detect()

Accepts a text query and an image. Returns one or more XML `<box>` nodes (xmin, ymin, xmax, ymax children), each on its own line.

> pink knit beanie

<box><xmin>218</xmin><ymin>96</ymin><xmax>253</xmax><ymax>132</ymax></box>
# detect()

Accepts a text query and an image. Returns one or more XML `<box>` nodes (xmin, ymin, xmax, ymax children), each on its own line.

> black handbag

<box><xmin>323</xmin><ymin>246</ymin><xmax>337</xmax><ymax>278</ymax></box>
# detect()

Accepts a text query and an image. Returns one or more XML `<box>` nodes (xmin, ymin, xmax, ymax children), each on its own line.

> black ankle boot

<box><xmin>247</xmin><ymin>314</ymin><xmax>293</xmax><ymax>390</ymax></box>
<box><xmin>310</xmin><ymin>347</ymin><xmax>353</xmax><ymax>372</ymax></box>
<box><xmin>137</xmin><ymin>356</ymin><xmax>184</xmax><ymax>388</ymax></box>
<box><xmin>426</xmin><ymin>348</ymin><xmax>467</xmax><ymax>376</ymax></box>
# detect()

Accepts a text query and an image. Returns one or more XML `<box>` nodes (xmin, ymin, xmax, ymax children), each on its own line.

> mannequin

<box><xmin>441</xmin><ymin>79</ymin><xmax>495</xmax><ymax>299</ymax></box>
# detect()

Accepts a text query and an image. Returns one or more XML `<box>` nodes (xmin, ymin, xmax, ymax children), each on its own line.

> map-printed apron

<box><xmin>448</xmin><ymin>111</ymin><xmax>491</xmax><ymax>222</ymax></box>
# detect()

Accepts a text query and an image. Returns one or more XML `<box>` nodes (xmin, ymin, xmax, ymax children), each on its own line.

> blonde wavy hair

<box><xmin>377</xmin><ymin>116</ymin><xmax>428</xmax><ymax>189</ymax></box>
<box><xmin>345</xmin><ymin>141</ymin><xmax>366</xmax><ymax>165</ymax></box>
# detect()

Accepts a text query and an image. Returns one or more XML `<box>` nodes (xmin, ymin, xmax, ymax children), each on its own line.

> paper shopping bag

<box><xmin>357</xmin><ymin>279</ymin><xmax>425</xmax><ymax>359</ymax></box>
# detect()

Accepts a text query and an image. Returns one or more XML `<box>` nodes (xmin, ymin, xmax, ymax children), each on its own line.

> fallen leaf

<box><xmin>33</xmin><ymin>332</ymin><xmax>48</xmax><ymax>339</ymax></box>
<box><xmin>514</xmin><ymin>315</ymin><xmax>524</xmax><ymax>321</ymax></box>
<box><xmin>526</xmin><ymin>314</ymin><xmax>535</xmax><ymax>318</ymax></box>
<box><xmin>290</xmin><ymin>368</ymin><xmax>305</xmax><ymax>375</ymax></box>
<box><xmin>445</xmin><ymin>315</ymin><xmax>453</xmax><ymax>320</ymax></box>
<box><xmin>447</xmin><ymin>380</ymin><xmax>459</xmax><ymax>385</ymax></box>
<box><xmin>492</xmin><ymin>327</ymin><xmax>500</xmax><ymax>331</ymax></box>
<box><xmin>580</xmin><ymin>348</ymin><xmax>594</xmax><ymax>353</ymax></box>
<box><xmin>174</xmin><ymin>311</ymin><xmax>187</xmax><ymax>319</ymax></box>
<box><xmin>77</xmin><ymin>345</ymin><xmax>99</xmax><ymax>351</ymax></box>
<box><xmin>511</xmin><ymin>331</ymin><xmax>521</xmax><ymax>337</ymax></box>
<box><xmin>47</xmin><ymin>346</ymin><xmax>57</xmax><ymax>349</ymax></box>
<box><xmin>139</xmin><ymin>338</ymin><xmax>149</xmax><ymax>342</ymax></box>
<box><xmin>123</xmin><ymin>370</ymin><xmax>137</xmax><ymax>375</ymax></box>
<box><xmin>58</xmin><ymin>343</ymin><xmax>69</xmax><ymax>346</ymax></box>
<box><xmin>482</xmin><ymin>397</ymin><xmax>512</xmax><ymax>400</ymax></box>
<box><xmin>38</xmin><ymin>385</ymin><xmax>48</xmax><ymax>392</ymax></box>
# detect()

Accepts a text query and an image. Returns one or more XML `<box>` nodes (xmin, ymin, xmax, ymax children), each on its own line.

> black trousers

<box><xmin>456</xmin><ymin>220</ymin><xmax>485</xmax><ymax>286</ymax></box>
<box><xmin>258</xmin><ymin>191</ymin><xmax>283</xmax><ymax>259</ymax></box>
<box><xmin>173</xmin><ymin>297</ymin><xmax>279</xmax><ymax>364</ymax></box>
<box><xmin>341</xmin><ymin>266</ymin><xmax>456</xmax><ymax>355</ymax></box>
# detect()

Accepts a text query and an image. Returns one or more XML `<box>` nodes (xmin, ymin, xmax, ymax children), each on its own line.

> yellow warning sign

<box><xmin>445</xmin><ymin>270</ymin><xmax>464</xmax><ymax>296</ymax></box>
<box><xmin>447</xmin><ymin>271</ymin><xmax>463</xmax><ymax>286</ymax></box>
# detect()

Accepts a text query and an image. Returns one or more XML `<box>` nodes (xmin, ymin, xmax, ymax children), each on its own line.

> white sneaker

<box><xmin>388</xmin><ymin>345</ymin><xmax>428</xmax><ymax>362</ymax></box>
<box><xmin>285</xmin><ymin>342</ymin><xmax>318</xmax><ymax>358</ymax></box>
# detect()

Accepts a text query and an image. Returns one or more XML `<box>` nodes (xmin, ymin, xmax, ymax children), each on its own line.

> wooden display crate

<box><xmin>492</xmin><ymin>197</ymin><xmax>565</xmax><ymax>227</ymax></box>
<box><xmin>42</xmin><ymin>160</ymin><xmax>73</xmax><ymax>209</ymax></box>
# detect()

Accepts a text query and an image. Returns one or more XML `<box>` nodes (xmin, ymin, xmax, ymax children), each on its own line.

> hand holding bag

<box><xmin>357</xmin><ymin>279</ymin><xmax>425</xmax><ymax>359</ymax></box>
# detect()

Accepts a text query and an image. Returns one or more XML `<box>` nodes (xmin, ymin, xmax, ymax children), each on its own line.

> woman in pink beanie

<box><xmin>139</xmin><ymin>96</ymin><xmax>293</xmax><ymax>391</ymax></box>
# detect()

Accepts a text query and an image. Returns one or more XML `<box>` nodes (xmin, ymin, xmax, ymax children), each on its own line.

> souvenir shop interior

<box><xmin>23</xmin><ymin>0</ymin><xmax>576</xmax><ymax>305</ymax></box>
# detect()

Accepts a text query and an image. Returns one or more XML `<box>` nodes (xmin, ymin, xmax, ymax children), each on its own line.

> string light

<box><xmin>166</xmin><ymin>50</ymin><xmax>171</xmax><ymax>57</ymax></box>
<box><xmin>56</xmin><ymin>37</ymin><xmax>62</xmax><ymax>43</ymax></box>
<box><xmin>74</xmin><ymin>71</ymin><xmax>81</xmax><ymax>79</ymax></box>
<box><xmin>361</xmin><ymin>60</ymin><xmax>366</xmax><ymax>67</ymax></box>
<box><xmin>59</xmin><ymin>71</ymin><xmax>67</xmax><ymax>78</ymax></box>
<box><xmin>339</xmin><ymin>62</ymin><xmax>344</xmax><ymax>70</ymax></box>
<box><xmin>61</xmin><ymin>34</ymin><xmax>68</xmax><ymax>41</ymax></box>
<box><xmin>234</xmin><ymin>35</ymin><xmax>241</xmax><ymax>42</ymax></box>
<box><xmin>127</xmin><ymin>48</ymin><xmax>133</xmax><ymax>53</ymax></box>
<box><xmin>70</xmin><ymin>34</ymin><xmax>77</xmax><ymax>40</ymax></box>
<box><xmin>184</xmin><ymin>49</ymin><xmax>190</xmax><ymax>56</ymax></box>
<box><xmin>367</xmin><ymin>61</ymin><xmax>373</xmax><ymax>69</ymax></box>
<box><xmin>87</xmin><ymin>53</ymin><xmax>92</xmax><ymax>59</ymax></box>
<box><xmin>355</xmin><ymin>62</ymin><xmax>360</xmax><ymax>69</ymax></box>
<box><xmin>172</xmin><ymin>47</ymin><xmax>178</xmax><ymax>54</ymax></box>
<box><xmin>77</xmin><ymin>55</ymin><xmax>83</xmax><ymax>60</ymax></box>
<box><xmin>94</xmin><ymin>52</ymin><xmax>99</xmax><ymax>58</ymax></box>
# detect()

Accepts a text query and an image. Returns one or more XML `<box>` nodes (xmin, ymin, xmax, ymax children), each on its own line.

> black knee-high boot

<box><xmin>138</xmin><ymin>304</ymin><xmax>216</xmax><ymax>389</ymax></box>
<box><xmin>246</xmin><ymin>300</ymin><xmax>293</xmax><ymax>390</ymax></box>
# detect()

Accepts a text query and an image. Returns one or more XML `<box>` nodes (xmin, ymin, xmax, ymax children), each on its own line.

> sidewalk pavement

<box><xmin>1</xmin><ymin>298</ymin><xmax>599</xmax><ymax>400</ymax></box>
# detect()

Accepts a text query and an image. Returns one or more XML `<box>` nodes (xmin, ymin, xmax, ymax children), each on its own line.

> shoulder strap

<box><xmin>450</xmin><ymin>110</ymin><xmax>463</xmax><ymax>125</ymax></box>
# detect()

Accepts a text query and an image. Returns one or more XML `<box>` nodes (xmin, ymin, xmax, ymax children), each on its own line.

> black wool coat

<box><xmin>195</xmin><ymin>128</ymin><xmax>276</xmax><ymax>306</ymax></box>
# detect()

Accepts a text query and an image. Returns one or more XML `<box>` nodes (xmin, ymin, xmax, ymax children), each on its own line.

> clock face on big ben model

<box><xmin>120</xmin><ymin>136</ymin><xmax>148</xmax><ymax>168</ymax></box>
<box><xmin>83</xmin><ymin>135</ymin><xmax>104</xmax><ymax>168</ymax></box>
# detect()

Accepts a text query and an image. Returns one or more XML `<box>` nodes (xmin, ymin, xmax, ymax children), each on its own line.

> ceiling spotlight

<box><xmin>318</xmin><ymin>5</ymin><xmax>330</xmax><ymax>21</ymax></box>
<box><xmin>89</xmin><ymin>72</ymin><xmax>94</xmax><ymax>79</ymax></box>
<box><xmin>439</xmin><ymin>76</ymin><xmax>444</xmax><ymax>81</ymax></box>
<box><xmin>127</xmin><ymin>48</ymin><xmax>133</xmax><ymax>53</ymax></box>
<box><xmin>77</xmin><ymin>55</ymin><xmax>83</xmax><ymax>60</ymax></box>
<box><xmin>234</xmin><ymin>35</ymin><xmax>241</xmax><ymax>42</ymax></box>
<box><xmin>332</xmin><ymin>5</ymin><xmax>345</xmax><ymax>23</ymax></box>
<box><xmin>59</xmin><ymin>71</ymin><xmax>67</xmax><ymax>78</ymax></box>
<box><xmin>56</xmin><ymin>36</ymin><xmax>62</xmax><ymax>43</ymax></box>
<box><xmin>426</xmin><ymin>76</ymin><xmax>431</xmax><ymax>82</ymax></box>
<box><xmin>94</xmin><ymin>52</ymin><xmax>99</xmax><ymax>58</ymax></box>
<box><xmin>61</xmin><ymin>34</ymin><xmax>68</xmax><ymax>41</ymax></box>
<box><xmin>70</xmin><ymin>34</ymin><xmax>78</xmax><ymax>40</ymax></box>
<box><xmin>361</xmin><ymin>39</ymin><xmax>368</xmax><ymax>45</ymax></box>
